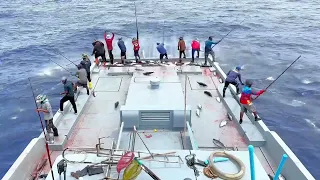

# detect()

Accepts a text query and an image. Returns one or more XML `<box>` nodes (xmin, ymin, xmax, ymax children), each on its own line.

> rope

<box><xmin>185</xmin><ymin>154</ymin><xmax>199</xmax><ymax>177</ymax></box>
<box><xmin>207</xmin><ymin>151</ymin><xmax>245</xmax><ymax>179</ymax></box>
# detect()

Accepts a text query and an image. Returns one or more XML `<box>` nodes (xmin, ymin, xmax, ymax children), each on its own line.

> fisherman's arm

<box><xmin>252</xmin><ymin>89</ymin><xmax>266</xmax><ymax>96</ymax></box>
<box><xmin>227</xmin><ymin>70</ymin><xmax>231</xmax><ymax>76</ymax></box>
<box><xmin>238</xmin><ymin>74</ymin><xmax>244</xmax><ymax>85</ymax></box>
<box><xmin>177</xmin><ymin>42</ymin><xmax>180</xmax><ymax>50</ymax></box>
<box><xmin>111</xmin><ymin>33</ymin><xmax>115</xmax><ymax>40</ymax></box>
<box><xmin>36</xmin><ymin>109</ymin><xmax>49</xmax><ymax>113</ymax></box>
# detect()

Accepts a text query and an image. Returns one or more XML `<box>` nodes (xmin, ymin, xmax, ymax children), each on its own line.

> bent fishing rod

<box><xmin>48</xmin><ymin>59</ymin><xmax>77</xmax><ymax>77</ymax></box>
<box><xmin>253</xmin><ymin>55</ymin><xmax>302</xmax><ymax>100</ymax></box>
<box><xmin>212</xmin><ymin>18</ymin><xmax>246</xmax><ymax>48</ymax></box>
<box><xmin>28</xmin><ymin>78</ymin><xmax>55</xmax><ymax>180</ymax></box>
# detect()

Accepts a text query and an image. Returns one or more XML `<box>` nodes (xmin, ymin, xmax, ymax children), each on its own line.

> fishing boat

<box><xmin>2</xmin><ymin>57</ymin><xmax>315</xmax><ymax>180</ymax></box>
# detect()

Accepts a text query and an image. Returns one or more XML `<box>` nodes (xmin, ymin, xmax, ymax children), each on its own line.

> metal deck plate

<box><xmin>94</xmin><ymin>77</ymin><xmax>122</xmax><ymax>92</ymax></box>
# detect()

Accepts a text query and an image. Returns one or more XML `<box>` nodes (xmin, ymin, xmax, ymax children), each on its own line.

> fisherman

<box><xmin>92</xmin><ymin>40</ymin><xmax>107</xmax><ymax>66</ymax></box>
<box><xmin>80</xmin><ymin>54</ymin><xmax>92</xmax><ymax>89</ymax></box>
<box><xmin>36</xmin><ymin>94</ymin><xmax>59</xmax><ymax>137</ymax></box>
<box><xmin>191</xmin><ymin>38</ymin><xmax>200</xmax><ymax>63</ymax></box>
<box><xmin>223</xmin><ymin>66</ymin><xmax>244</xmax><ymax>97</ymax></box>
<box><xmin>132</xmin><ymin>37</ymin><xmax>140</xmax><ymax>62</ymax></box>
<box><xmin>117</xmin><ymin>37</ymin><xmax>126</xmax><ymax>64</ymax></box>
<box><xmin>177</xmin><ymin>37</ymin><xmax>186</xmax><ymax>62</ymax></box>
<box><xmin>204</xmin><ymin>36</ymin><xmax>220</xmax><ymax>65</ymax></box>
<box><xmin>75</xmin><ymin>64</ymin><xmax>90</xmax><ymax>95</ymax></box>
<box><xmin>239</xmin><ymin>79</ymin><xmax>265</xmax><ymax>124</ymax></box>
<box><xmin>60</xmin><ymin>77</ymin><xmax>77</xmax><ymax>115</ymax></box>
<box><xmin>156</xmin><ymin>43</ymin><xmax>168</xmax><ymax>61</ymax></box>
<box><xmin>104</xmin><ymin>31</ymin><xmax>115</xmax><ymax>64</ymax></box>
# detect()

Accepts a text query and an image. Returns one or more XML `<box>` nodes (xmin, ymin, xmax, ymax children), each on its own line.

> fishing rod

<box><xmin>253</xmin><ymin>55</ymin><xmax>302</xmax><ymax>100</ymax></box>
<box><xmin>212</xmin><ymin>18</ymin><xmax>246</xmax><ymax>48</ymax></box>
<box><xmin>134</xmin><ymin>2</ymin><xmax>139</xmax><ymax>40</ymax></box>
<box><xmin>28</xmin><ymin>78</ymin><xmax>55</xmax><ymax>180</ymax></box>
<box><xmin>54</xmin><ymin>50</ymin><xmax>78</xmax><ymax>66</ymax></box>
<box><xmin>48</xmin><ymin>59</ymin><xmax>75</xmax><ymax>76</ymax></box>
<box><xmin>162</xmin><ymin>21</ymin><xmax>165</xmax><ymax>44</ymax></box>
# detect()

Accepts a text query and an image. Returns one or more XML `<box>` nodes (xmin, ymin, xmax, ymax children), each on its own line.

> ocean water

<box><xmin>0</xmin><ymin>0</ymin><xmax>320</xmax><ymax>178</ymax></box>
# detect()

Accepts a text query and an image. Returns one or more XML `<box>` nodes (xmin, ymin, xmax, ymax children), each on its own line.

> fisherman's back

<box><xmin>78</xmin><ymin>69</ymin><xmax>88</xmax><ymax>84</ymax></box>
<box><xmin>81</xmin><ymin>60</ymin><xmax>91</xmax><ymax>73</ymax></box>
<box><xmin>157</xmin><ymin>44</ymin><xmax>166</xmax><ymax>54</ymax></box>
<box><xmin>94</xmin><ymin>41</ymin><xmax>105</xmax><ymax>54</ymax></box>
<box><xmin>118</xmin><ymin>40</ymin><xmax>126</xmax><ymax>52</ymax></box>
<box><xmin>192</xmin><ymin>40</ymin><xmax>200</xmax><ymax>50</ymax></box>
<box><xmin>226</xmin><ymin>70</ymin><xmax>240</xmax><ymax>82</ymax></box>
<box><xmin>178</xmin><ymin>40</ymin><xmax>186</xmax><ymax>51</ymax></box>
<box><xmin>40</xmin><ymin>101</ymin><xmax>53</xmax><ymax>120</ymax></box>
<box><xmin>205</xmin><ymin>40</ymin><xmax>214</xmax><ymax>52</ymax></box>
<box><xmin>64</xmin><ymin>81</ymin><xmax>74</xmax><ymax>97</ymax></box>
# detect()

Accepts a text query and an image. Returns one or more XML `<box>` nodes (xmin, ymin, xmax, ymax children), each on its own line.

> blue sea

<box><xmin>0</xmin><ymin>0</ymin><xmax>319</xmax><ymax>178</ymax></box>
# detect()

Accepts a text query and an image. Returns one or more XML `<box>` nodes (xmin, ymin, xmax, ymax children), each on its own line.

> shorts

<box><xmin>76</xmin><ymin>81</ymin><xmax>87</xmax><ymax>87</ymax></box>
<box><xmin>121</xmin><ymin>51</ymin><xmax>126</xmax><ymax>56</ymax></box>
<box><xmin>241</xmin><ymin>104</ymin><xmax>256</xmax><ymax>113</ymax></box>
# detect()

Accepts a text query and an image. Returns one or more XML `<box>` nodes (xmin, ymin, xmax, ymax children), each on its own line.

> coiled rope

<box><xmin>203</xmin><ymin>151</ymin><xmax>245</xmax><ymax>179</ymax></box>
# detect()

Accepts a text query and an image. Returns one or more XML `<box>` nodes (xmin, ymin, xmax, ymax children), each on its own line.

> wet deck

<box><xmin>37</xmin><ymin>59</ymin><xmax>277</xmax><ymax>178</ymax></box>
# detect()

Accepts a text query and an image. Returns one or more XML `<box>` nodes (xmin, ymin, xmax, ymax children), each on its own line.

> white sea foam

<box><xmin>304</xmin><ymin>119</ymin><xmax>320</xmax><ymax>132</ymax></box>
<box><xmin>266</xmin><ymin>76</ymin><xmax>274</xmax><ymax>81</ymax></box>
<box><xmin>289</xmin><ymin>99</ymin><xmax>306</xmax><ymax>107</ymax></box>
<box><xmin>11</xmin><ymin>116</ymin><xmax>18</xmax><ymax>120</ymax></box>
<box><xmin>302</xmin><ymin>79</ymin><xmax>312</xmax><ymax>84</ymax></box>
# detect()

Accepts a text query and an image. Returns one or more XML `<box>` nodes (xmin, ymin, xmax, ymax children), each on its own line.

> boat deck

<box><xmin>36</xmin><ymin>59</ymin><xmax>278</xmax><ymax>179</ymax></box>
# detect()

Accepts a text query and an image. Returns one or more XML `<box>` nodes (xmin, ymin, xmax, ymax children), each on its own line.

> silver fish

<box><xmin>216</xmin><ymin>97</ymin><xmax>221</xmax><ymax>103</ymax></box>
<box><xmin>197</xmin><ymin>104</ymin><xmax>202</xmax><ymax>110</ymax></box>
<box><xmin>219</xmin><ymin>120</ymin><xmax>227</xmax><ymax>127</ymax></box>
<box><xmin>196</xmin><ymin>109</ymin><xmax>200</xmax><ymax>117</ymax></box>
<box><xmin>219</xmin><ymin>78</ymin><xmax>223</xmax><ymax>83</ymax></box>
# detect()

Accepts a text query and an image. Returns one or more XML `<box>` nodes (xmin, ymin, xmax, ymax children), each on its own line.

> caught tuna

<box><xmin>196</xmin><ymin>109</ymin><xmax>200</xmax><ymax>117</ymax></box>
<box><xmin>197</xmin><ymin>104</ymin><xmax>202</xmax><ymax>110</ymax></box>
<box><xmin>143</xmin><ymin>72</ymin><xmax>154</xmax><ymax>76</ymax></box>
<box><xmin>204</xmin><ymin>91</ymin><xmax>212</xmax><ymax>97</ymax></box>
<box><xmin>216</xmin><ymin>97</ymin><xmax>221</xmax><ymax>103</ymax></box>
<box><xmin>114</xmin><ymin>101</ymin><xmax>119</xmax><ymax>109</ymax></box>
<box><xmin>197</xmin><ymin>81</ymin><xmax>207</xmax><ymax>87</ymax></box>
<box><xmin>219</xmin><ymin>120</ymin><xmax>227</xmax><ymax>127</ymax></box>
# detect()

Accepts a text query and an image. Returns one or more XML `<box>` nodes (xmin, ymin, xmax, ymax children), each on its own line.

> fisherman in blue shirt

<box><xmin>156</xmin><ymin>43</ymin><xmax>168</xmax><ymax>61</ymax></box>
<box><xmin>204</xmin><ymin>36</ymin><xmax>220</xmax><ymax>65</ymax></box>
<box><xmin>223</xmin><ymin>66</ymin><xmax>244</xmax><ymax>97</ymax></box>
<box><xmin>117</xmin><ymin>37</ymin><xmax>126</xmax><ymax>64</ymax></box>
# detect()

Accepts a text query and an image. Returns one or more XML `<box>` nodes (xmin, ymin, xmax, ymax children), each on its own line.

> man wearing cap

<box><xmin>80</xmin><ymin>54</ymin><xmax>92</xmax><ymax>89</ymax></box>
<box><xmin>36</xmin><ymin>94</ymin><xmax>59</xmax><ymax>137</ymax></box>
<box><xmin>117</xmin><ymin>37</ymin><xmax>126</xmax><ymax>64</ymax></box>
<box><xmin>191</xmin><ymin>38</ymin><xmax>200</xmax><ymax>63</ymax></box>
<box><xmin>60</xmin><ymin>77</ymin><xmax>77</xmax><ymax>115</ymax></box>
<box><xmin>92</xmin><ymin>40</ymin><xmax>107</xmax><ymax>66</ymax></box>
<box><xmin>223</xmin><ymin>66</ymin><xmax>244</xmax><ymax>98</ymax></box>
<box><xmin>104</xmin><ymin>31</ymin><xmax>115</xmax><ymax>64</ymax></box>
<box><xmin>177</xmin><ymin>37</ymin><xmax>186</xmax><ymax>62</ymax></box>
<box><xmin>156</xmin><ymin>42</ymin><xmax>168</xmax><ymax>61</ymax></box>
<box><xmin>239</xmin><ymin>79</ymin><xmax>266</xmax><ymax>124</ymax></box>
<box><xmin>204</xmin><ymin>36</ymin><xmax>220</xmax><ymax>65</ymax></box>
<box><xmin>75</xmin><ymin>64</ymin><xmax>90</xmax><ymax>95</ymax></box>
<box><xmin>132</xmin><ymin>37</ymin><xmax>140</xmax><ymax>63</ymax></box>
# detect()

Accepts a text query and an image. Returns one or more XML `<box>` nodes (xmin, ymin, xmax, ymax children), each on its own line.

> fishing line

<box><xmin>48</xmin><ymin>58</ymin><xmax>75</xmax><ymax>76</ymax></box>
<box><xmin>28</xmin><ymin>78</ymin><xmax>55</xmax><ymax>180</ymax></box>
<box><xmin>212</xmin><ymin>18</ymin><xmax>246</xmax><ymax>49</ymax></box>
<box><xmin>253</xmin><ymin>55</ymin><xmax>301</xmax><ymax>100</ymax></box>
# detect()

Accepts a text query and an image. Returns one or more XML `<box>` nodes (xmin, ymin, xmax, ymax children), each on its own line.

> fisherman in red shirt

<box><xmin>132</xmin><ymin>37</ymin><xmax>140</xmax><ymax>63</ymax></box>
<box><xmin>104</xmin><ymin>31</ymin><xmax>115</xmax><ymax>64</ymax></box>
<box><xmin>191</xmin><ymin>38</ymin><xmax>200</xmax><ymax>63</ymax></box>
<box><xmin>239</xmin><ymin>79</ymin><xmax>266</xmax><ymax>124</ymax></box>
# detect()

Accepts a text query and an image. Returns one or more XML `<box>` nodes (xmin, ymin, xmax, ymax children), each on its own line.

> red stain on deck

<box><xmin>202</xmin><ymin>68</ymin><xmax>212</xmax><ymax>76</ymax></box>
<box><xmin>204</xmin><ymin>102</ymin><xmax>216</xmax><ymax>112</ymax></box>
